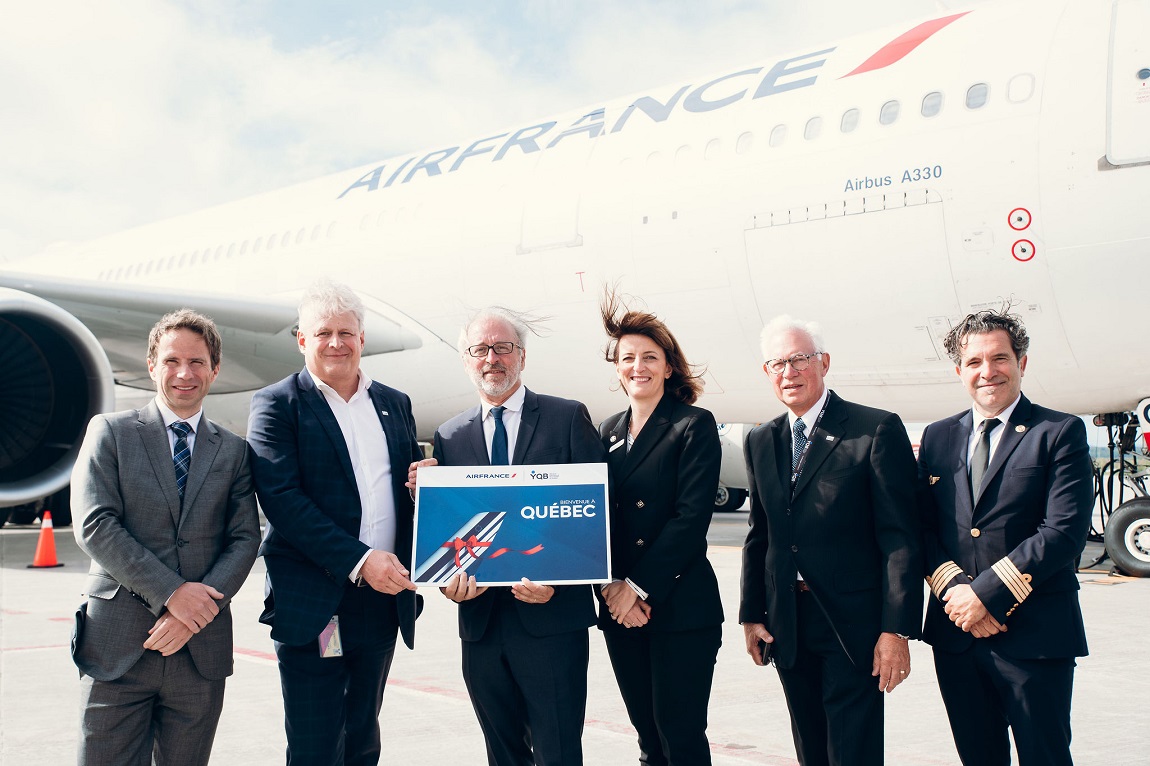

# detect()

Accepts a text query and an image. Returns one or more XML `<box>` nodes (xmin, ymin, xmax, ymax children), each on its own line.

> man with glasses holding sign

<box><xmin>408</xmin><ymin>306</ymin><xmax>605</xmax><ymax>766</ymax></box>
<box><xmin>739</xmin><ymin>315</ymin><xmax>922</xmax><ymax>766</ymax></box>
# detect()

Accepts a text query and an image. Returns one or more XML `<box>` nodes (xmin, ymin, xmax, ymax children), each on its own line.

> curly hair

<box><xmin>942</xmin><ymin>308</ymin><xmax>1030</xmax><ymax>365</ymax></box>
<box><xmin>600</xmin><ymin>288</ymin><xmax>704</xmax><ymax>405</ymax></box>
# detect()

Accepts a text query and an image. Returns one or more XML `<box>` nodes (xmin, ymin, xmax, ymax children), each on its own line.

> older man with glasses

<box><xmin>739</xmin><ymin>315</ymin><xmax>922</xmax><ymax>766</ymax></box>
<box><xmin>407</xmin><ymin>306</ymin><xmax>605</xmax><ymax>766</ymax></box>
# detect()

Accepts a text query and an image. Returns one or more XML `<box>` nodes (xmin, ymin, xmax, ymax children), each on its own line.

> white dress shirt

<box><xmin>308</xmin><ymin>369</ymin><xmax>397</xmax><ymax>583</ymax></box>
<box><xmin>480</xmin><ymin>384</ymin><xmax>526</xmax><ymax>463</ymax></box>
<box><xmin>155</xmin><ymin>398</ymin><xmax>203</xmax><ymax>457</ymax></box>
<box><xmin>966</xmin><ymin>394</ymin><xmax>1022</xmax><ymax>466</ymax></box>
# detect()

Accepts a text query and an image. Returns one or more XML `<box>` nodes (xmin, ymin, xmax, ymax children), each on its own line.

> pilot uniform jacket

<box><xmin>433</xmin><ymin>387</ymin><xmax>605</xmax><ymax>640</ymax></box>
<box><xmin>739</xmin><ymin>390</ymin><xmax>923</xmax><ymax>670</ymax></box>
<box><xmin>247</xmin><ymin>371</ymin><xmax>423</xmax><ymax>649</ymax></box>
<box><xmin>72</xmin><ymin>401</ymin><xmax>260</xmax><ymax>682</ymax></box>
<box><xmin>597</xmin><ymin>394</ymin><xmax>724</xmax><ymax>633</ymax></box>
<box><xmin>918</xmin><ymin>394</ymin><xmax>1093</xmax><ymax>659</ymax></box>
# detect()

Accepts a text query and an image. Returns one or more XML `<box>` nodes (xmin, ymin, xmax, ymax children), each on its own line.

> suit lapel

<box><xmin>604</xmin><ymin>410</ymin><xmax>630</xmax><ymax>474</ymax></box>
<box><xmin>512</xmin><ymin>388</ymin><xmax>539</xmax><ymax>464</ymax></box>
<box><xmin>950</xmin><ymin>411</ymin><xmax>976</xmax><ymax>528</ymax></box>
<box><xmin>368</xmin><ymin>385</ymin><xmax>406</xmax><ymax>483</ymax></box>
<box><xmin>618</xmin><ymin>396</ymin><xmax>674</xmax><ymax>482</ymax></box>
<box><xmin>463</xmin><ymin>406</ymin><xmax>489</xmax><ymax>465</ymax></box>
<box><xmin>298</xmin><ymin>370</ymin><xmax>357</xmax><ymax>487</ymax></box>
<box><xmin>136</xmin><ymin>402</ymin><xmax>182</xmax><ymax>525</ymax></box>
<box><xmin>179</xmin><ymin>417</ymin><xmax>220</xmax><ymax>526</ymax></box>
<box><xmin>790</xmin><ymin>392</ymin><xmax>844</xmax><ymax>501</ymax></box>
<box><xmin>770</xmin><ymin>416</ymin><xmax>791</xmax><ymax>492</ymax></box>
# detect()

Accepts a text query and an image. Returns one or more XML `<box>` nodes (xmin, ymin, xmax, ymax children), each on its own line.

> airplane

<box><xmin>2</xmin><ymin>0</ymin><xmax>1149</xmax><ymax>572</ymax></box>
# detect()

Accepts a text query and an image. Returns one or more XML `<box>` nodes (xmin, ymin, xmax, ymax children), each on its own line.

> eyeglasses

<box><xmin>465</xmin><ymin>342</ymin><xmax>522</xmax><ymax>358</ymax></box>
<box><xmin>763</xmin><ymin>352</ymin><xmax>823</xmax><ymax>375</ymax></box>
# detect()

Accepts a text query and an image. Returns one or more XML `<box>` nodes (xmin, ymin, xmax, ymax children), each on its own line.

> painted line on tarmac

<box><xmin>0</xmin><ymin>644</ymin><xmax>68</xmax><ymax>652</ymax></box>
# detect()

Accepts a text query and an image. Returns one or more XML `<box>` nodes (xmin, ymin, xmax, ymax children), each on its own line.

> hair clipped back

<box><xmin>943</xmin><ymin>306</ymin><xmax>1030</xmax><ymax>365</ymax></box>
<box><xmin>600</xmin><ymin>287</ymin><xmax>704</xmax><ymax>405</ymax></box>
<box><xmin>147</xmin><ymin>309</ymin><xmax>222</xmax><ymax>369</ymax></box>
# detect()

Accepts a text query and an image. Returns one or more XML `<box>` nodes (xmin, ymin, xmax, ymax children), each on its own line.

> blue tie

<box><xmin>792</xmin><ymin>417</ymin><xmax>808</xmax><ymax>473</ymax></box>
<box><xmin>490</xmin><ymin>406</ymin><xmax>509</xmax><ymax>466</ymax></box>
<box><xmin>171</xmin><ymin>421</ymin><xmax>192</xmax><ymax>500</ymax></box>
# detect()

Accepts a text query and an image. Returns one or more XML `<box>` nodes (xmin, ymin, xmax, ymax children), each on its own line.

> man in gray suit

<box><xmin>71</xmin><ymin>309</ymin><xmax>260</xmax><ymax>766</ymax></box>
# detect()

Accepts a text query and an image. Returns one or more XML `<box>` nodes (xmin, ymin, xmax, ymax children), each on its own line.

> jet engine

<box><xmin>0</xmin><ymin>288</ymin><xmax>114</xmax><ymax>512</ymax></box>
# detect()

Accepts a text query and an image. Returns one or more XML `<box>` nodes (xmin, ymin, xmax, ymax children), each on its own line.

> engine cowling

<box><xmin>0</xmin><ymin>288</ymin><xmax>114</xmax><ymax>506</ymax></box>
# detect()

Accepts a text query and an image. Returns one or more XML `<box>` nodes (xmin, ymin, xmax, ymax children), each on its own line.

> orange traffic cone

<box><xmin>27</xmin><ymin>510</ymin><xmax>64</xmax><ymax>569</ymax></box>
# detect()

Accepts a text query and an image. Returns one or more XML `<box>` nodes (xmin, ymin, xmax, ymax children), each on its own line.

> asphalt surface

<box><xmin>1</xmin><ymin>521</ymin><xmax>1145</xmax><ymax>765</ymax></box>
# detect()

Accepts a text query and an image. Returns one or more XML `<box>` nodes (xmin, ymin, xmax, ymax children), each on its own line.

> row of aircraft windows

<box><xmin>99</xmin><ymin>221</ymin><xmax>340</xmax><ymax>281</ymax></box>
<box><xmin>670</xmin><ymin>77</ymin><xmax>1033</xmax><ymax>162</ymax></box>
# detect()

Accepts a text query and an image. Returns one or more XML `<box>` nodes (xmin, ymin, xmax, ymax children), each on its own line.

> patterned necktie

<box><xmin>171</xmin><ymin>421</ymin><xmax>192</xmax><ymax>500</ymax></box>
<box><xmin>970</xmin><ymin>417</ymin><xmax>999</xmax><ymax>499</ymax></box>
<box><xmin>792</xmin><ymin>417</ymin><xmax>808</xmax><ymax>473</ymax></box>
<box><xmin>490</xmin><ymin>406</ymin><xmax>509</xmax><ymax>466</ymax></box>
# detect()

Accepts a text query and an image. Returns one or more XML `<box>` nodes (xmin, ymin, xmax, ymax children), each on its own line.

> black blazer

<box><xmin>917</xmin><ymin>394</ymin><xmax>1092</xmax><ymax>659</ymax></box>
<box><xmin>248</xmin><ymin>370</ymin><xmax>423</xmax><ymax>649</ymax></box>
<box><xmin>433</xmin><ymin>387</ymin><xmax>606</xmax><ymax>641</ymax></box>
<box><xmin>597</xmin><ymin>394</ymin><xmax>724</xmax><ymax>632</ymax></box>
<box><xmin>739</xmin><ymin>390</ymin><xmax>922</xmax><ymax>670</ymax></box>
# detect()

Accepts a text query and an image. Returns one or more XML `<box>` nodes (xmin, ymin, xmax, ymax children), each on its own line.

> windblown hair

<box><xmin>297</xmin><ymin>280</ymin><xmax>365</xmax><ymax>332</ymax></box>
<box><xmin>759</xmin><ymin>314</ymin><xmax>826</xmax><ymax>362</ymax></box>
<box><xmin>457</xmin><ymin>306</ymin><xmax>549</xmax><ymax>352</ymax></box>
<box><xmin>600</xmin><ymin>288</ymin><xmax>704</xmax><ymax>405</ymax></box>
<box><xmin>147</xmin><ymin>309</ymin><xmax>223</xmax><ymax>369</ymax></box>
<box><xmin>943</xmin><ymin>307</ymin><xmax>1030</xmax><ymax>365</ymax></box>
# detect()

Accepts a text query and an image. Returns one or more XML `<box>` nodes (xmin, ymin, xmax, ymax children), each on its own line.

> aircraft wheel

<box><xmin>715</xmin><ymin>485</ymin><xmax>747</xmax><ymax>513</ymax></box>
<box><xmin>1105</xmin><ymin>497</ymin><xmax>1150</xmax><ymax>577</ymax></box>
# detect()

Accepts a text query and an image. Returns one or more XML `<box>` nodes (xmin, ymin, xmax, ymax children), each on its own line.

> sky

<box><xmin>0</xmin><ymin>0</ymin><xmax>962</xmax><ymax>264</ymax></box>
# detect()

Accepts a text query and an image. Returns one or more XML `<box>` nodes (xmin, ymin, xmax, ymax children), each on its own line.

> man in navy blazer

<box><xmin>740</xmin><ymin>315</ymin><xmax>921</xmax><ymax>766</ymax></box>
<box><xmin>415</xmin><ymin>307</ymin><xmax>604</xmax><ymax>766</ymax></box>
<box><xmin>248</xmin><ymin>282</ymin><xmax>423</xmax><ymax>765</ymax></box>
<box><xmin>918</xmin><ymin>310</ymin><xmax>1093</xmax><ymax>766</ymax></box>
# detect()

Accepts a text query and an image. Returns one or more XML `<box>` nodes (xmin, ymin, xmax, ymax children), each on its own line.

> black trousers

<box><xmin>933</xmin><ymin>641</ymin><xmax>1075</xmax><ymax>766</ymax></box>
<box><xmin>775</xmin><ymin>590</ymin><xmax>884</xmax><ymax>766</ymax></box>
<box><xmin>275</xmin><ymin>584</ymin><xmax>399</xmax><ymax>766</ymax></box>
<box><xmin>461</xmin><ymin>595</ymin><xmax>589</xmax><ymax>766</ymax></box>
<box><xmin>603</xmin><ymin>624</ymin><xmax>722</xmax><ymax>766</ymax></box>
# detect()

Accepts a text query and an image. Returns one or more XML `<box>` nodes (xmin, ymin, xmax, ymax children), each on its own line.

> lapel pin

<box><xmin>381</xmin><ymin>410</ymin><xmax>389</xmax><ymax>416</ymax></box>
<box><xmin>929</xmin><ymin>475</ymin><xmax>940</xmax><ymax>485</ymax></box>
<box><xmin>609</xmin><ymin>440</ymin><xmax>625</xmax><ymax>453</ymax></box>
<box><xmin>1015</xmin><ymin>424</ymin><xmax>1025</xmax><ymax>432</ymax></box>
<box><xmin>825</xmin><ymin>435</ymin><xmax>835</xmax><ymax>441</ymax></box>
<box><xmin>610</xmin><ymin>434</ymin><xmax>617</xmax><ymax>442</ymax></box>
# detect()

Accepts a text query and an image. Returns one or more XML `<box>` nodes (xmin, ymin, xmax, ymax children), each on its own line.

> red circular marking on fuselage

<box><xmin>1012</xmin><ymin>239</ymin><xmax>1035</xmax><ymax>261</ymax></box>
<box><xmin>1008</xmin><ymin>207</ymin><xmax>1031</xmax><ymax>231</ymax></box>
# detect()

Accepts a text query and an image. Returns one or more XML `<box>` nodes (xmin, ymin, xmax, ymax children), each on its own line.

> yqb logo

<box><xmin>529</xmin><ymin>470</ymin><xmax>558</xmax><ymax>480</ymax></box>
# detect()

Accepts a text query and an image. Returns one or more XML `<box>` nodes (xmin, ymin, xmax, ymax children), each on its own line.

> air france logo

<box><xmin>465</xmin><ymin>472</ymin><xmax>516</xmax><ymax>479</ymax></box>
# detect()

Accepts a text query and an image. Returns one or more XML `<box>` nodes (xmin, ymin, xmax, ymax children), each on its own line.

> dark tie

<box><xmin>490</xmin><ymin>406</ymin><xmax>509</xmax><ymax>466</ymax></box>
<box><xmin>792</xmin><ymin>417</ymin><xmax>808</xmax><ymax>473</ymax></box>
<box><xmin>171</xmin><ymin>421</ymin><xmax>192</xmax><ymax>500</ymax></box>
<box><xmin>970</xmin><ymin>417</ymin><xmax>999</xmax><ymax>499</ymax></box>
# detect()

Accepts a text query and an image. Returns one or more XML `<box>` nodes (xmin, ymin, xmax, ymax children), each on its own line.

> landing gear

<box><xmin>715</xmin><ymin>485</ymin><xmax>748</xmax><ymax>513</ymax></box>
<box><xmin>1105</xmin><ymin>498</ymin><xmax>1150</xmax><ymax>577</ymax></box>
<box><xmin>1087</xmin><ymin>406</ymin><xmax>1148</xmax><ymax>575</ymax></box>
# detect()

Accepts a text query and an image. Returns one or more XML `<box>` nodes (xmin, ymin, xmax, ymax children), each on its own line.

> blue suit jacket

<box><xmin>432</xmin><ymin>387</ymin><xmax>606</xmax><ymax>641</ymax></box>
<box><xmin>918</xmin><ymin>394</ymin><xmax>1093</xmax><ymax>658</ymax></box>
<box><xmin>248</xmin><ymin>370</ymin><xmax>423</xmax><ymax>648</ymax></box>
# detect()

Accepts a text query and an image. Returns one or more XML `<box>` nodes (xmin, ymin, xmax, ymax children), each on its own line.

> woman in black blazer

<box><xmin>597</xmin><ymin>291</ymin><xmax>724</xmax><ymax>766</ymax></box>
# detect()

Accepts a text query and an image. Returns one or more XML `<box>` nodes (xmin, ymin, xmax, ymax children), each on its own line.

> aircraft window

<box><xmin>253</xmin><ymin>237</ymin><xmax>263</xmax><ymax>254</ymax></box>
<box><xmin>879</xmin><ymin>100</ymin><xmax>900</xmax><ymax>125</ymax></box>
<box><xmin>360</xmin><ymin>214</ymin><xmax>371</xmax><ymax>231</ymax></box>
<box><xmin>282</xmin><ymin>230</ymin><xmax>291</xmax><ymax>247</ymax></box>
<box><xmin>296</xmin><ymin>228</ymin><xmax>306</xmax><ymax>244</ymax></box>
<box><xmin>647</xmin><ymin>150</ymin><xmax>664</xmax><ymax>165</ymax></box>
<box><xmin>144</xmin><ymin>261</ymin><xmax>154</xmax><ymax>275</ymax></box>
<box><xmin>921</xmin><ymin>91</ymin><xmax>943</xmax><ymax>117</ymax></box>
<box><xmin>240</xmin><ymin>240</ymin><xmax>249</xmax><ymax>255</ymax></box>
<box><xmin>840</xmin><ymin>108</ymin><xmax>860</xmax><ymax>133</ymax></box>
<box><xmin>704</xmin><ymin>140</ymin><xmax>721</xmax><ymax>160</ymax></box>
<box><xmin>114</xmin><ymin>267</ymin><xmax>124</xmax><ymax>280</ymax></box>
<box><xmin>769</xmin><ymin>124</ymin><xmax>786</xmax><ymax>147</ymax></box>
<box><xmin>966</xmin><ymin>83</ymin><xmax>989</xmax><ymax>109</ymax></box>
<box><xmin>326</xmin><ymin>222</ymin><xmax>337</xmax><ymax>238</ymax></box>
<box><xmin>736</xmin><ymin>133</ymin><xmax>754</xmax><ymax>155</ymax></box>
<box><xmin>675</xmin><ymin>145</ymin><xmax>692</xmax><ymax>164</ymax></box>
<box><xmin>178</xmin><ymin>252</ymin><xmax>187</xmax><ymax>268</ymax></box>
<box><xmin>214</xmin><ymin>246</ymin><xmax>223</xmax><ymax>261</ymax></box>
<box><xmin>311</xmin><ymin>225</ymin><xmax>322</xmax><ymax>241</ymax></box>
<box><xmin>267</xmin><ymin>233</ymin><xmax>278</xmax><ymax>250</ymax></box>
<box><xmin>190</xmin><ymin>251</ymin><xmax>199</xmax><ymax>266</ymax></box>
<box><xmin>227</xmin><ymin>243</ymin><xmax>236</xmax><ymax>258</ymax></box>
<box><xmin>1007</xmin><ymin>74</ymin><xmax>1035</xmax><ymax>103</ymax></box>
<box><xmin>167</xmin><ymin>254</ymin><xmax>178</xmax><ymax>270</ymax></box>
<box><xmin>804</xmin><ymin>117</ymin><xmax>823</xmax><ymax>140</ymax></box>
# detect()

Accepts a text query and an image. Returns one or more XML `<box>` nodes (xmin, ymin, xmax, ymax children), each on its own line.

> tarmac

<box><xmin>1</xmin><ymin>519</ymin><xmax>1146</xmax><ymax>765</ymax></box>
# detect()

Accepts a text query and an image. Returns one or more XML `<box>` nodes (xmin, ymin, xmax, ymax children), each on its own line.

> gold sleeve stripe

<box><xmin>929</xmin><ymin>562</ymin><xmax>965</xmax><ymax>599</ymax></box>
<box><xmin>991</xmin><ymin>558</ymin><xmax>1033</xmax><ymax>603</ymax></box>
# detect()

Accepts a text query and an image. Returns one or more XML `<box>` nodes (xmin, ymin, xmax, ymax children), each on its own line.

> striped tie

<box><xmin>792</xmin><ymin>417</ymin><xmax>808</xmax><ymax>473</ymax></box>
<box><xmin>171</xmin><ymin>421</ymin><xmax>192</xmax><ymax>500</ymax></box>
